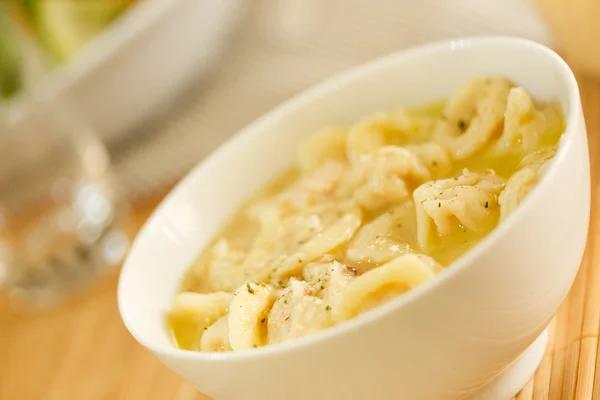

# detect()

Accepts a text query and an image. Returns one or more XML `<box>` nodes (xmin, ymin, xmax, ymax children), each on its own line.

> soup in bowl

<box><xmin>118</xmin><ymin>36</ymin><xmax>589</xmax><ymax>400</ymax></box>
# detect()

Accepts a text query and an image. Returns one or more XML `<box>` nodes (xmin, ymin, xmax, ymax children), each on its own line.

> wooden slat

<box><xmin>517</xmin><ymin>72</ymin><xmax>600</xmax><ymax>400</ymax></box>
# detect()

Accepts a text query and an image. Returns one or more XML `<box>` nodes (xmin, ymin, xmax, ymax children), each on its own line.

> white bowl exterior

<box><xmin>118</xmin><ymin>37</ymin><xmax>589</xmax><ymax>400</ymax></box>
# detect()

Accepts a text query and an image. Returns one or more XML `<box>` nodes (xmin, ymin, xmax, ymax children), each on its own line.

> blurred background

<box><xmin>0</xmin><ymin>0</ymin><xmax>597</xmax><ymax>399</ymax></box>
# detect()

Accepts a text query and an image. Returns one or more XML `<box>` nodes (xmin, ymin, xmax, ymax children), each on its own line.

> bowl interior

<box><xmin>118</xmin><ymin>36</ymin><xmax>576</xmax><ymax>352</ymax></box>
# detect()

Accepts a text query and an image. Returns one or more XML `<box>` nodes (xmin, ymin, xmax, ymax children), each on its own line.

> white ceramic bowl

<box><xmin>118</xmin><ymin>36</ymin><xmax>590</xmax><ymax>400</ymax></box>
<box><xmin>24</xmin><ymin>0</ymin><xmax>242</xmax><ymax>144</ymax></box>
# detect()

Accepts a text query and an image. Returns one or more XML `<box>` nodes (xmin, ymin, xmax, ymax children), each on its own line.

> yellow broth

<box><xmin>170</xmin><ymin>91</ymin><xmax>564</xmax><ymax>351</ymax></box>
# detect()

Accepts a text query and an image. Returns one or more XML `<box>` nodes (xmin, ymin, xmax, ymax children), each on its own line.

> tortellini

<box><xmin>498</xmin><ymin>146</ymin><xmax>556</xmax><ymax>220</ymax></box>
<box><xmin>242</xmin><ymin>201</ymin><xmax>362</xmax><ymax>282</ymax></box>
<box><xmin>169</xmin><ymin>76</ymin><xmax>564</xmax><ymax>352</ymax></box>
<box><xmin>298</xmin><ymin>127</ymin><xmax>347</xmax><ymax>173</ymax></box>
<box><xmin>413</xmin><ymin>171</ymin><xmax>505</xmax><ymax>250</ymax></box>
<box><xmin>276</xmin><ymin>160</ymin><xmax>348</xmax><ymax>213</ymax></box>
<box><xmin>228</xmin><ymin>282</ymin><xmax>277</xmax><ymax>350</ymax></box>
<box><xmin>349</xmin><ymin>146</ymin><xmax>432</xmax><ymax>211</ymax></box>
<box><xmin>204</xmin><ymin>240</ymin><xmax>247</xmax><ymax>292</ymax></box>
<box><xmin>490</xmin><ymin>88</ymin><xmax>563</xmax><ymax>156</ymax></box>
<box><xmin>435</xmin><ymin>77</ymin><xmax>512</xmax><ymax>160</ymax></box>
<box><xmin>168</xmin><ymin>292</ymin><xmax>234</xmax><ymax>350</ymax></box>
<box><xmin>334</xmin><ymin>253</ymin><xmax>441</xmax><ymax>321</ymax></box>
<box><xmin>405</xmin><ymin>142</ymin><xmax>452</xmax><ymax>179</ymax></box>
<box><xmin>345</xmin><ymin>109</ymin><xmax>436</xmax><ymax>162</ymax></box>
<box><xmin>346</xmin><ymin>201</ymin><xmax>417</xmax><ymax>265</ymax></box>
<box><xmin>273</xmin><ymin>206</ymin><xmax>362</xmax><ymax>278</ymax></box>
<box><xmin>267</xmin><ymin>279</ymin><xmax>332</xmax><ymax>345</ymax></box>
<box><xmin>201</xmin><ymin>315</ymin><xmax>231</xmax><ymax>352</ymax></box>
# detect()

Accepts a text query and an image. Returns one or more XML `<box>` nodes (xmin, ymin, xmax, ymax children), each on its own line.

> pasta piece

<box><xmin>267</xmin><ymin>260</ymin><xmax>354</xmax><ymax>345</ymax></box>
<box><xmin>346</xmin><ymin>112</ymin><xmax>388</xmax><ymax>162</ymax></box>
<box><xmin>298</xmin><ymin>127</ymin><xmax>347</xmax><ymax>173</ymax></box>
<box><xmin>435</xmin><ymin>77</ymin><xmax>513</xmax><ymax>160</ymax></box>
<box><xmin>200</xmin><ymin>315</ymin><xmax>232</xmax><ymax>352</ymax></box>
<box><xmin>205</xmin><ymin>240</ymin><xmax>247</xmax><ymax>292</ymax></box>
<box><xmin>246</xmin><ymin>198</ymin><xmax>279</xmax><ymax>228</ymax></box>
<box><xmin>440</xmin><ymin>79</ymin><xmax>490</xmax><ymax>126</ymax></box>
<box><xmin>346</xmin><ymin>201</ymin><xmax>416</xmax><ymax>265</ymax></box>
<box><xmin>405</xmin><ymin>142</ymin><xmax>452</xmax><ymax>179</ymax></box>
<box><xmin>518</xmin><ymin>145</ymin><xmax>557</xmax><ymax>170</ymax></box>
<box><xmin>242</xmin><ymin>200</ymin><xmax>350</xmax><ymax>282</ymax></box>
<box><xmin>491</xmin><ymin>88</ymin><xmax>563</xmax><ymax>155</ymax></box>
<box><xmin>345</xmin><ymin>110</ymin><xmax>435</xmax><ymax>162</ymax></box>
<box><xmin>320</xmin><ymin>261</ymin><xmax>356</xmax><ymax>309</ymax></box>
<box><xmin>248</xmin><ymin>161</ymin><xmax>348</xmax><ymax>230</ymax></box>
<box><xmin>350</xmin><ymin>146</ymin><xmax>431</xmax><ymax>211</ymax></box>
<box><xmin>334</xmin><ymin>254</ymin><xmax>441</xmax><ymax>321</ymax></box>
<box><xmin>267</xmin><ymin>279</ymin><xmax>331</xmax><ymax>345</ymax></box>
<box><xmin>302</xmin><ymin>256</ymin><xmax>336</xmax><ymax>285</ymax></box>
<box><xmin>228</xmin><ymin>282</ymin><xmax>277</xmax><ymax>350</ymax></box>
<box><xmin>301</xmin><ymin>259</ymin><xmax>356</xmax><ymax>303</ymax></box>
<box><xmin>268</xmin><ymin>257</ymin><xmax>355</xmax><ymax>344</ymax></box>
<box><xmin>168</xmin><ymin>292</ymin><xmax>234</xmax><ymax>351</ymax></box>
<box><xmin>178</xmin><ymin>262</ymin><xmax>208</xmax><ymax>293</ymax></box>
<box><xmin>413</xmin><ymin>171</ymin><xmax>505</xmax><ymax>250</ymax></box>
<box><xmin>240</xmin><ymin>214</ymin><xmax>289</xmax><ymax>282</ymax></box>
<box><xmin>498</xmin><ymin>169</ymin><xmax>537</xmax><ymax>221</ymax></box>
<box><xmin>273</xmin><ymin>207</ymin><xmax>362</xmax><ymax>278</ymax></box>
<box><xmin>277</xmin><ymin>160</ymin><xmax>348</xmax><ymax>213</ymax></box>
<box><xmin>499</xmin><ymin>147</ymin><xmax>556</xmax><ymax>219</ymax></box>
<box><xmin>395</xmin><ymin>108</ymin><xmax>438</xmax><ymax>141</ymax></box>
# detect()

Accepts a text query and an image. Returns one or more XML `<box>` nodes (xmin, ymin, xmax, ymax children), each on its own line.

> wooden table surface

<box><xmin>1</xmin><ymin>74</ymin><xmax>599</xmax><ymax>400</ymax></box>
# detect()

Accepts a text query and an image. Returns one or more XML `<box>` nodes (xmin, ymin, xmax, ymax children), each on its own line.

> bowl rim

<box><xmin>118</xmin><ymin>35</ymin><xmax>581</xmax><ymax>362</ymax></box>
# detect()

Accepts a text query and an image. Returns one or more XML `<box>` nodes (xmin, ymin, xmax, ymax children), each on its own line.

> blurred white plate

<box><xmin>24</xmin><ymin>0</ymin><xmax>243</xmax><ymax>144</ymax></box>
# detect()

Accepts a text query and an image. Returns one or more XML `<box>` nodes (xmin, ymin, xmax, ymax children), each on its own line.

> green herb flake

<box><xmin>247</xmin><ymin>283</ymin><xmax>255</xmax><ymax>294</ymax></box>
<box><xmin>325</xmin><ymin>305</ymin><xmax>332</xmax><ymax>311</ymax></box>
